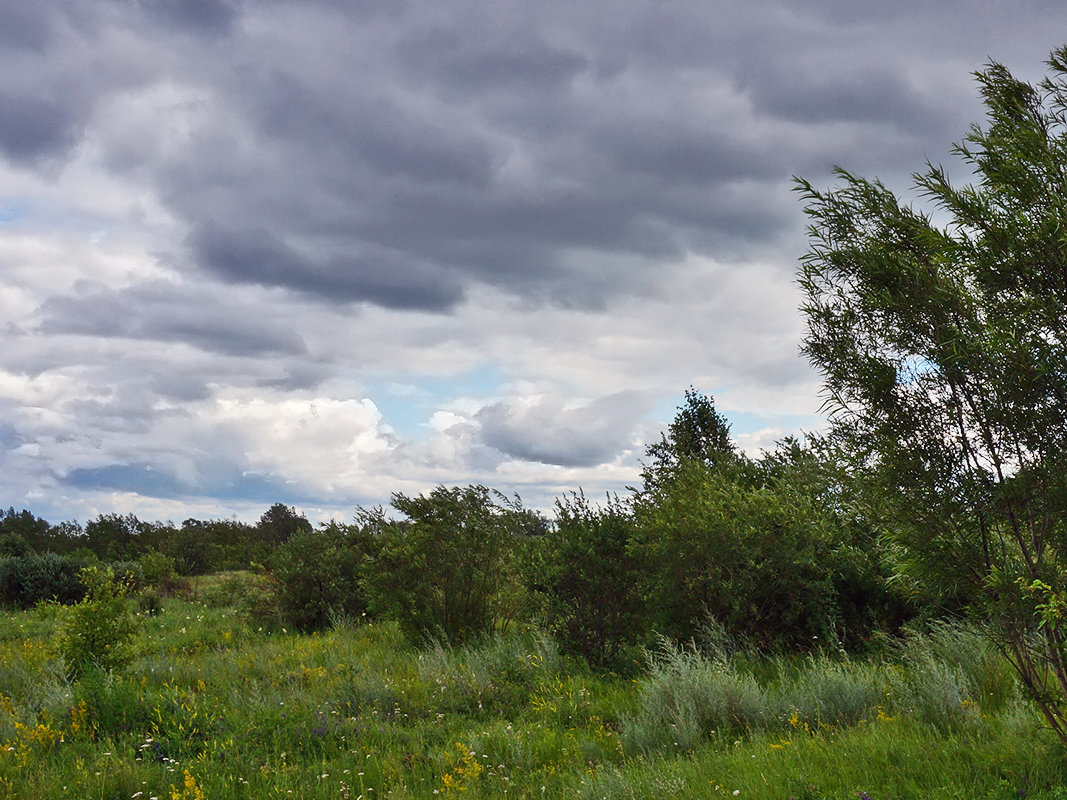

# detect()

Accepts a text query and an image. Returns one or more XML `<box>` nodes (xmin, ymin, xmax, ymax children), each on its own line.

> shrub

<box><xmin>416</xmin><ymin>631</ymin><xmax>560</xmax><ymax>715</ymax></box>
<box><xmin>623</xmin><ymin>638</ymin><xmax>775</xmax><ymax>753</ymax></box>
<box><xmin>533</xmin><ymin>493</ymin><xmax>648</xmax><ymax>671</ymax></box>
<box><xmin>365</xmin><ymin>486</ymin><xmax>528</xmax><ymax>646</ymax></box>
<box><xmin>54</xmin><ymin>566</ymin><xmax>139</xmax><ymax>678</ymax></box>
<box><xmin>887</xmin><ymin>622</ymin><xmax>1014</xmax><ymax>729</ymax></box>
<box><xmin>271</xmin><ymin>522</ymin><xmax>376</xmax><ymax>632</ymax></box>
<box><xmin>632</xmin><ymin>437</ymin><xmax>901</xmax><ymax>650</ymax></box>
<box><xmin>0</xmin><ymin>552</ymin><xmax>85</xmax><ymax>608</ymax></box>
<box><xmin>781</xmin><ymin>655</ymin><xmax>884</xmax><ymax>727</ymax></box>
<box><xmin>137</xmin><ymin>590</ymin><xmax>163</xmax><ymax>616</ymax></box>
<box><xmin>236</xmin><ymin>574</ymin><xmax>284</xmax><ymax>629</ymax></box>
<box><xmin>109</xmin><ymin>560</ymin><xmax>145</xmax><ymax>591</ymax></box>
<box><xmin>139</xmin><ymin>550</ymin><xmax>177</xmax><ymax>584</ymax></box>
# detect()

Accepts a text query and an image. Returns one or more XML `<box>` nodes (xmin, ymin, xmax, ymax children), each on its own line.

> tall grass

<box><xmin>0</xmin><ymin>598</ymin><xmax>1059</xmax><ymax>800</ymax></box>
<box><xmin>623</xmin><ymin>621</ymin><xmax>1029</xmax><ymax>756</ymax></box>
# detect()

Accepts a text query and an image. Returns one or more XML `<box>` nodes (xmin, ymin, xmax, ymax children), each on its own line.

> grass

<box><xmin>0</xmin><ymin>590</ymin><xmax>1065</xmax><ymax>799</ymax></box>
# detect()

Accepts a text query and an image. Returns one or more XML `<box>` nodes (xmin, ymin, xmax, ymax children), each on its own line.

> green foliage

<box><xmin>137</xmin><ymin>590</ymin><xmax>163</xmax><ymax>616</ymax></box>
<box><xmin>415</xmin><ymin>631</ymin><xmax>560</xmax><ymax>716</ymax></box>
<box><xmin>623</xmin><ymin>638</ymin><xmax>773</xmax><ymax>752</ymax></box>
<box><xmin>633</xmin><ymin>438</ymin><xmax>892</xmax><ymax>649</ymax></box>
<box><xmin>0</xmin><ymin>507</ymin><xmax>50</xmax><ymax>552</ymax></box>
<box><xmin>0</xmin><ymin>594</ymin><xmax>1061</xmax><ymax>800</ymax></box>
<box><xmin>0</xmin><ymin>532</ymin><xmax>31</xmax><ymax>558</ymax></box>
<box><xmin>256</xmin><ymin>502</ymin><xmax>312</xmax><ymax>546</ymax></box>
<box><xmin>270</xmin><ymin>521</ymin><xmax>377</xmax><ymax>632</ymax></box>
<box><xmin>0</xmin><ymin>552</ymin><xmax>86</xmax><ymax>609</ymax></box>
<box><xmin>534</xmin><ymin>492</ymin><xmax>648</xmax><ymax>671</ymax></box>
<box><xmin>364</xmin><ymin>485</ymin><xmax>528</xmax><ymax>646</ymax></box>
<box><xmin>642</xmin><ymin>388</ymin><xmax>735</xmax><ymax>491</ymax></box>
<box><xmin>138</xmin><ymin>549</ymin><xmax>176</xmax><ymax>584</ymax></box>
<box><xmin>797</xmin><ymin>46</ymin><xmax>1067</xmax><ymax>738</ymax></box>
<box><xmin>54</xmin><ymin>565</ymin><xmax>139</xmax><ymax>677</ymax></box>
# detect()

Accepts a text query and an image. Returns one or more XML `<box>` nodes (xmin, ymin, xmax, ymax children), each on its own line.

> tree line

<box><xmin>0</xmin><ymin>390</ymin><xmax>916</xmax><ymax>673</ymax></box>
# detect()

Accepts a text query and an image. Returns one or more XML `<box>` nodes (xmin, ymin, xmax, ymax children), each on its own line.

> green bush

<box><xmin>781</xmin><ymin>655</ymin><xmax>884</xmax><ymax>727</ymax></box>
<box><xmin>416</xmin><ymin>631</ymin><xmax>560</xmax><ymax>715</ymax></box>
<box><xmin>365</xmin><ymin>485</ymin><xmax>528</xmax><ymax>646</ymax></box>
<box><xmin>0</xmin><ymin>552</ymin><xmax>86</xmax><ymax>608</ymax></box>
<box><xmin>139</xmin><ymin>550</ymin><xmax>177</xmax><ymax>584</ymax></box>
<box><xmin>54</xmin><ymin>566</ymin><xmax>139</xmax><ymax>677</ymax></box>
<box><xmin>632</xmin><ymin>438</ymin><xmax>901</xmax><ymax>650</ymax></box>
<box><xmin>623</xmin><ymin>638</ymin><xmax>775</xmax><ymax>753</ymax></box>
<box><xmin>533</xmin><ymin>493</ymin><xmax>648</xmax><ymax>671</ymax></box>
<box><xmin>137</xmin><ymin>590</ymin><xmax>163</xmax><ymax>616</ymax></box>
<box><xmin>271</xmin><ymin>522</ymin><xmax>377</xmax><ymax>632</ymax></box>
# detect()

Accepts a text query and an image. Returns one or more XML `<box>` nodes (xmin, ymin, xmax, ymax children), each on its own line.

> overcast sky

<box><xmin>1</xmin><ymin>0</ymin><xmax>1064</xmax><ymax>524</ymax></box>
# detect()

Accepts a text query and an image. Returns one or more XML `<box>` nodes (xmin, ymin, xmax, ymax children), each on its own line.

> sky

<box><xmin>1</xmin><ymin>0</ymin><xmax>1065</xmax><ymax>525</ymax></box>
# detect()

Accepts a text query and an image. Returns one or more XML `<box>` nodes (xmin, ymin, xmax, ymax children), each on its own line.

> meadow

<box><xmin>2</xmin><ymin>573</ymin><xmax>1066</xmax><ymax>800</ymax></box>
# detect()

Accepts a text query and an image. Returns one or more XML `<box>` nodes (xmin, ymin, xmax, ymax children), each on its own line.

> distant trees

<box><xmin>641</xmin><ymin>387</ymin><xmax>735</xmax><ymax>492</ymax></box>
<box><xmin>797</xmin><ymin>47</ymin><xmax>1067</xmax><ymax>738</ymax></box>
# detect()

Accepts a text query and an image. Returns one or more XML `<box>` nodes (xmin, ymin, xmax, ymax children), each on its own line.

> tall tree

<box><xmin>797</xmin><ymin>48</ymin><xmax>1067</xmax><ymax>737</ymax></box>
<box><xmin>641</xmin><ymin>388</ymin><xmax>735</xmax><ymax>492</ymax></box>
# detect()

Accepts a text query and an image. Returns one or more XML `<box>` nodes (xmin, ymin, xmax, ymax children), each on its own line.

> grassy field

<box><xmin>2</xmin><ymin>580</ymin><xmax>1066</xmax><ymax>799</ymax></box>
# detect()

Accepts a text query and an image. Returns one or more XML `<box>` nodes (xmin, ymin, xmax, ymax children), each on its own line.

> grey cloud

<box><xmin>108</xmin><ymin>2</ymin><xmax>811</xmax><ymax>309</ymax></box>
<box><xmin>476</xmin><ymin>391</ymin><xmax>651</xmax><ymax>467</ymax></box>
<box><xmin>746</xmin><ymin>69</ymin><xmax>940</xmax><ymax>129</ymax></box>
<box><xmin>143</xmin><ymin>0</ymin><xmax>239</xmax><ymax>37</ymax></box>
<box><xmin>0</xmin><ymin>2</ymin><xmax>55</xmax><ymax>51</ymax></box>
<box><xmin>396</xmin><ymin>27</ymin><xmax>589</xmax><ymax>95</ymax></box>
<box><xmin>62</xmin><ymin>458</ymin><xmax>307</xmax><ymax>505</ymax></box>
<box><xmin>189</xmin><ymin>223</ymin><xmax>465</xmax><ymax>310</ymax></box>
<box><xmin>149</xmin><ymin>373</ymin><xmax>213</xmax><ymax>403</ymax></box>
<box><xmin>0</xmin><ymin>94</ymin><xmax>79</xmax><ymax>161</ymax></box>
<box><xmin>251</xmin><ymin>72</ymin><xmax>499</xmax><ymax>187</ymax></box>
<box><xmin>37</xmin><ymin>282</ymin><xmax>309</xmax><ymax>357</ymax></box>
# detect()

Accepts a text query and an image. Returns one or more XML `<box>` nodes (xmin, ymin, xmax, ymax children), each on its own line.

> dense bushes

<box><xmin>364</xmin><ymin>485</ymin><xmax>532</xmax><ymax>646</ymax></box>
<box><xmin>621</xmin><ymin>391</ymin><xmax>911</xmax><ymax>652</ymax></box>
<box><xmin>0</xmin><ymin>552</ymin><xmax>86</xmax><ymax>608</ymax></box>
<box><xmin>1</xmin><ymin>393</ymin><xmax>918</xmax><ymax>667</ymax></box>
<box><xmin>271</xmin><ymin>522</ymin><xmax>377</xmax><ymax>632</ymax></box>
<box><xmin>532</xmin><ymin>493</ymin><xmax>647</xmax><ymax>671</ymax></box>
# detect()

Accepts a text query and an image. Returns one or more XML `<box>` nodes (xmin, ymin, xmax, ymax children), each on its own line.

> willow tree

<box><xmin>797</xmin><ymin>48</ymin><xmax>1067</xmax><ymax>737</ymax></box>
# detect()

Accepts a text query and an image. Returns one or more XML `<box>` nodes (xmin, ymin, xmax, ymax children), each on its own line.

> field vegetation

<box><xmin>2</xmin><ymin>583</ymin><xmax>1066</xmax><ymax>799</ymax></box>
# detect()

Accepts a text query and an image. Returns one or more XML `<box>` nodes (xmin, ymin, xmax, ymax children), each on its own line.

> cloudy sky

<box><xmin>1</xmin><ymin>0</ymin><xmax>1063</xmax><ymax>524</ymax></box>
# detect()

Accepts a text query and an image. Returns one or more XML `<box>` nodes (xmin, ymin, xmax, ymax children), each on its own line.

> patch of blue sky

<box><xmin>372</xmin><ymin>364</ymin><xmax>506</xmax><ymax>439</ymax></box>
<box><xmin>898</xmin><ymin>354</ymin><xmax>938</xmax><ymax>382</ymax></box>
<box><xmin>0</xmin><ymin>201</ymin><xmax>28</xmax><ymax>223</ymax></box>
<box><xmin>650</xmin><ymin>392</ymin><xmax>820</xmax><ymax>439</ymax></box>
<box><xmin>721</xmin><ymin>410</ymin><xmax>823</xmax><ymax>436</ymax></box>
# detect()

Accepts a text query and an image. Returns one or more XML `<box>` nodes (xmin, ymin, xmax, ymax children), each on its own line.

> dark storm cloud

<box><xmin>0</xmin><ymin>1</ymin><xmax>54</xmax><ymax>50</ymax></box>
<box><xmin>2</xmin><ymin>0</ymin><xmax>1018</xmax><ymax>317</ymax></box>
<box><xmin>62</xmin><ymin>459</ymin><xmax>303</xmax><ymax>504</ymax></box>
<box><xmin>0</xmin><ymin>94</ymin><xmax>79</xmax><ymax>161</ymax></box>
<box><xmin>142</xmin><ymin>0</ymin><xmax>239</xmax><ymax>36</ymax></box>
<box><xmin>476</xmin><ymin>392</ymin><xmax>651</xmax><ymax>467</ymax></box>
<box><xmin>395</xmin><ymin>27</ymin><xmax>590</xmax><ymax>94</ymax></box>
<box><xmin>43</xmin><ymin>0</ymin><xmax>829</xmax><ymax>311</ymax></box>
<box><xmin>189</xmin><ymin>223</ymin><xmax>466</xmax><ymax>310</ymax></box>
<box><xmin>748</xmin><ymin>70</ymin><xmax>940</xmax><ymax>128</ymax></box>
<box><xmin>37</xmin><ymin>282</ymin><xmax>309</xmax><ymax>357</ymax></box>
